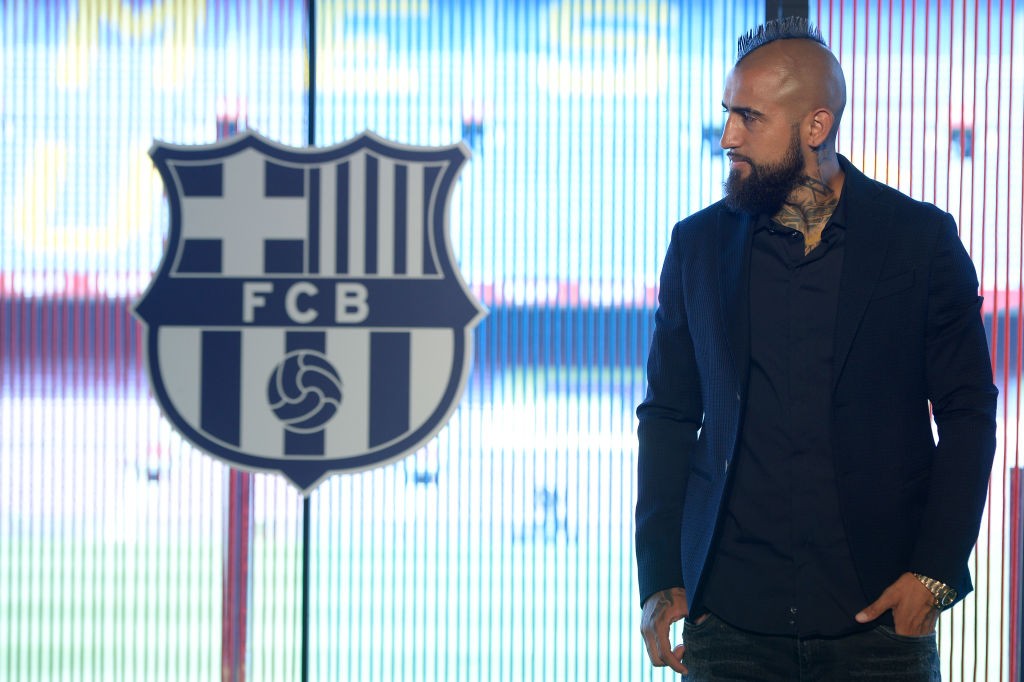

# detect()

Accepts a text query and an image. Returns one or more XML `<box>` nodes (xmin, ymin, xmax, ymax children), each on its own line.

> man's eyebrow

<box><xmin>721</xmin><ymin>103</ymin><xmax>764</xmax><ymax>118</ymax></box>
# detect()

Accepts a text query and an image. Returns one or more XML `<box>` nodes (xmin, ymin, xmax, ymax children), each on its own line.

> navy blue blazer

<box><xmin>635</xmin><ymin>156</ymin><xmax>997</xmax><ymax>610</ymax></box>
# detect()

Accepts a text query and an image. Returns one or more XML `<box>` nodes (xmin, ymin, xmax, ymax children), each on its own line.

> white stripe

<box><xmin>408</xmin><ymin>328</ymin><xmax>455</xmax><ymax>430</ymax></box>
<box><xmin>405</xmin><ymin>164</ymin><xmax>424</xmax><ymax>275</ymax></box>
<box><xmin>239</xmin><ymin>329</ymin><xmax>286</xmax><ymax>458</ymax></box>
<box><xmin>158</xmin><ymin>327</ymin><xmax>201</xmax><ymax>428</ymax></box>
<box><xmin>376</xmin><ymin>158</ymin><xmax>395</xmax><ymax>275</ymax></box>
<box><xmin>323</xmin><ymin>329</ymin><xmax>371</xmax><ymax>458</ymax></box>
<box><xmin>318</xmin><ymin>163</ymin><xmax>336</xmax><ymax>276</ymax></box>
<box><xmin>347</xmin><ymin>152</ymin><xmax>366</xmax><ymax>275</ymax></box>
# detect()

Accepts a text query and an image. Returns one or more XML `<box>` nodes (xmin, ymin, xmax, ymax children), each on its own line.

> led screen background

<box><xmin>1</xmin><ymin>1</ymin><xmax>1021</xmax><ymax>681</ymax></box>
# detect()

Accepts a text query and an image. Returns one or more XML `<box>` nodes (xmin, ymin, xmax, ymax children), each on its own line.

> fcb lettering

<box><xmin>240</xmin><ymin>281</ymin><xmax>370</xmax><ymax>324</ymax></box>
<box><xmin>135</xmin><ymin>131</ymin><xmax>486</xmax><ymax>494</ymax></box>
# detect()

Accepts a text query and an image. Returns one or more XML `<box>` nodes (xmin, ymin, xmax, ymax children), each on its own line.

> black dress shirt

<box><xmin>699</xmin><ymin>192</ymin><xmax>874</xmax><ymax>637</ymax></box>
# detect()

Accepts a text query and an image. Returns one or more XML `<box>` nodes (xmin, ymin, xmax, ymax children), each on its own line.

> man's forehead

<box><xmin>723</xmin><ymin>62</ymin><xmax>792</xmax><ymax>103</ymax></box>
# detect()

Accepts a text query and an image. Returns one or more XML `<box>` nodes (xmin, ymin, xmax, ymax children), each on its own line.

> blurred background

<box><xmin>1</xmin><ymin>1</ymin><xmax>1021</xmax><ymax>680</ymax></box>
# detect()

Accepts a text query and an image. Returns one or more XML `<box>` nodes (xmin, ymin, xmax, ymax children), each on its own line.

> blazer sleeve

<box><xmin>911</xmin><ymin>212</ymin><xmax>998</xmax><ymax>595</ymax></box>
<box><xmin>635</xmin><ymin>223</ymin><xmax>704</xmax><ymax>606</ymax></box>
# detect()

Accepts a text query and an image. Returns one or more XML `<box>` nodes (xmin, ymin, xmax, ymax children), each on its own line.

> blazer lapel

<box><xmin>832</xmin><ymin>161</ymin><xmax>894</xmax><ymax>389</ymax></box>
<box><xmin>717</xmin><ymin>209</ymin><xmax>754</xmax><ymax>390</ymax></box>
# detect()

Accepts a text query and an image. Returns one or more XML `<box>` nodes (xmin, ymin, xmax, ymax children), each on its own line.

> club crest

<box><xmin>135</xmin><ymin>131</ymin><xmax>486</xmax><ymax>494</ymax></box>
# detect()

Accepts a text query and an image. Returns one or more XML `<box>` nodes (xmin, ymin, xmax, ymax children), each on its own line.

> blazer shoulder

<box><xmin>672</xmin><ymin>199</ymin><xmax>733</xmax><ymax>238</ymax></box>
<box><xmin>871</xmin><ymin>180</ymin><xmax>947</xmax><ymax>219</ymax></box>
<box><xmin>846</xmin><ymin>160</ymin><xmax>951</xmax><ymax>226</ymax></box>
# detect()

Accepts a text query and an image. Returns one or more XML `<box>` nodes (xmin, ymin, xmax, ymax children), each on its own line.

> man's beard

<box><xmin>723</xmin><ymin>130</ymin><xmax>805</xmax><ymax>216</ymax></box>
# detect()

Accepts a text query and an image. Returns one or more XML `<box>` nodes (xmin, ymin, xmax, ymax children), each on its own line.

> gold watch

<box><xmin>912</xmin><ymin>573</ymin><xmax>957</xmax><ymax>609</ymax></box>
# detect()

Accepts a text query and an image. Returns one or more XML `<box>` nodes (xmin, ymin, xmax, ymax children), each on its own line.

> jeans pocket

<box><xmin>683</xmin><ymin>612</ymin><xmax>715</xmax><ymax>634</ymax></box>
<box><xmin>876</xmin><ymin>625</ymin><xmax>936</xmax><ymax>644</ymax></box>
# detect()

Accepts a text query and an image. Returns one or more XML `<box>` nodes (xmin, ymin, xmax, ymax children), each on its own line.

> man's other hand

<box><xmin>855</xmin><ymin>572</ymin><xmax>940</xmax><ymax>635</ymax></box>
<box><xmin>640</xmin><ymin>586</ymin><xmax>689</xmax><ymax>674</ymax></box>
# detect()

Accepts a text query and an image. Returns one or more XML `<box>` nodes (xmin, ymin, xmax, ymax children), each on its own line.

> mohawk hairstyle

<box><xmin>736</xmin><ymin>16</ymin><xmax>828</xmax><ymax>63</ymax></box>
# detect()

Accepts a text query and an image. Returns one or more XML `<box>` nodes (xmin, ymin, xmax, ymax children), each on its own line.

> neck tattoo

<box><xmin>773</xmin><ymin>176</ymin><xmax>839</xmax><ymax>255</ymax></box>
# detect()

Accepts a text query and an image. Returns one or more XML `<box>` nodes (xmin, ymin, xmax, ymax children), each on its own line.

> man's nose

<box><xmin>720</xmin><ymin>118</ymin><xmax>739</xmax><ymax>150</ymax></box>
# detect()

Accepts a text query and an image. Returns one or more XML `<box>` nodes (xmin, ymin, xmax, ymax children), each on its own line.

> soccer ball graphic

<box><xmin>267</xmin><ymin>350</ymin><xmax>343</xmax><ymax>432</ymax></box>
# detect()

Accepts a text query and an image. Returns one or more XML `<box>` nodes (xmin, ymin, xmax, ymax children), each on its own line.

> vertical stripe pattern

<box><xmin>368</xmin><ymin>331</ymin><xmax>411</xmax><ymax>447</ymax></box>
<box><xmin>364</xmin><ymin>155</ymin><xmax>379</xmax><ymax>275</ymax></box>
<box><xmin>308</xmin><ymin>168</ymin><xmax>320</xmax><ymax>274</ymax></box>
<box><xmin>394</xmin><ymin>164</ymin><xmax>409</xmax><ymax>275</ymax></box>
<box><xmin>201</xmin><ymin>331</ymin><xmax>241</xmax><ymax>446</ymax></box>
<box><xmin>336</xmin><ymin>161</ymin><xmax>350</xmax><ymax>275</ymax></box>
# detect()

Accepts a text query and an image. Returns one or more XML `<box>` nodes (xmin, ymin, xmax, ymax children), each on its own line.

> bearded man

<box><xmin>635</xmin><ymin>17</ymin><xmax>997</xmax><ymax>681</ymax></box>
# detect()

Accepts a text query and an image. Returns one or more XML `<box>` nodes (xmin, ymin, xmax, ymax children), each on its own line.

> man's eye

<box><xmin>723</xmin><ymin>109</ymin><xmax>756</xmax><ymax>123</ymax></box>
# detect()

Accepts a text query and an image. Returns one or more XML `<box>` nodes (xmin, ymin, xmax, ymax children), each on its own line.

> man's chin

<box><xmin>723</xmin><ymin>170</ymin><xmax>797</xmax><ymax>216</ymax></box>
<box><xmin>727</xmin><ymin>168</ymin><xmax>746</xmax><ymax>184</ymax></box>
<box><xmin>723</xmin><ymin>174</ymin><xmax>754</xmax><ymax>212</ymax></box>
<box><xmin>723</xmin><ymin>187</ymin><xmax>784</xmax><ymax>216</ymax></box>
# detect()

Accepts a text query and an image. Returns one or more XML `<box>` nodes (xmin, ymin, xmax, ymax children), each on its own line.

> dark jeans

<box><xmin>681</xmin><ymin>613</ymin><xmax>941</xmax><ymax>681</ymax></box>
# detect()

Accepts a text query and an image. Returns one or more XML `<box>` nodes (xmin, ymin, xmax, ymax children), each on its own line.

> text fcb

<box><xmin>135</xmin><ymin>131</ymin><xmax>486</xmax><ymax>494</ymax></box>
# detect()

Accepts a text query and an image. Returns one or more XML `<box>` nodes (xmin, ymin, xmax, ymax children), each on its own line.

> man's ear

<box><xmin>806</xmin><ymin>108</ymin><xmax>835</xmax><ymax>149</ymax></box>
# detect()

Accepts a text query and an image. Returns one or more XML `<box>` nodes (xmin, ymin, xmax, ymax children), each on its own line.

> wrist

<box><xmin>912</xmin><ymin>572</ymin><xmax>957</xmax><ymax>609</ymax></box>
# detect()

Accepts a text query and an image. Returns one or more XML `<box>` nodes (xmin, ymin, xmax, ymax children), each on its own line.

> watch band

<box><xmin>912</xmin><ymin>572</ymin><xmax>957</xmax><ymax>609</ymax></box>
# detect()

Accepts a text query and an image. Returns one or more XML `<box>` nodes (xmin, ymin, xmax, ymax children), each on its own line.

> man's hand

<box><xmin>855</xmin><ymin>572</ymin><xmax>940</xmax><ymax>635</ymax></box>
<box><xmin>640</xmin><ymin>587</ymin><xmax>689</xmax><ymax>674</ymax></box>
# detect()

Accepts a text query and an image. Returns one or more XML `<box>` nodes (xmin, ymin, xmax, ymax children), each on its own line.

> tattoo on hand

<box><xmin>655</xmin><ymin>590</ymin><xmax>676</xmax><ymax>612</ymax></box>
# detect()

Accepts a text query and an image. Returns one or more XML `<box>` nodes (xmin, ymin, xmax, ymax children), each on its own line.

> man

<box><xmin>635</xmin><ymin>17</ymin><xmax>997</xmax><ymax>681</ymax></box>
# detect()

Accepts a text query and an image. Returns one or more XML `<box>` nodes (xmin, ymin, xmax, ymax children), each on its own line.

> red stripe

<box><xmin>996</xmin><ymin>3</ymin><xmax>1010</xmax><ymax>676</ymax></box>
<box><xmin>222</xmin><ymin>470</ymin><xmax>252</xmax><ymax>682</ymax></box>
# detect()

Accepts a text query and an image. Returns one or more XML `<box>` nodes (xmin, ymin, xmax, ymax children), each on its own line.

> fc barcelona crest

<box><xmin>135</xmin><ymin>131</ymin><xmax>486</xmax><ymax>494</ymax></box>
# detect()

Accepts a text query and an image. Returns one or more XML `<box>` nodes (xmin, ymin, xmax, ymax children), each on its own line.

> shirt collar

<box><xmin>754</xmin><ymin>184</ymin><xmax>848</xmax><ymax>233</ymax></box>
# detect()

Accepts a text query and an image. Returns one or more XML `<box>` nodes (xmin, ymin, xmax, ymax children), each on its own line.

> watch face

<box><xmin>940</xmin><ymin>591</ymin><xmax>956</xmax><ymax>607</ymax></box>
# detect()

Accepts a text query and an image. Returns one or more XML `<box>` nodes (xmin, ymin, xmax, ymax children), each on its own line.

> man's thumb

<box><xmin>855</xmin><ymin>597</ymin><xmax>888</xmax><ymax>624</ymax></box>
